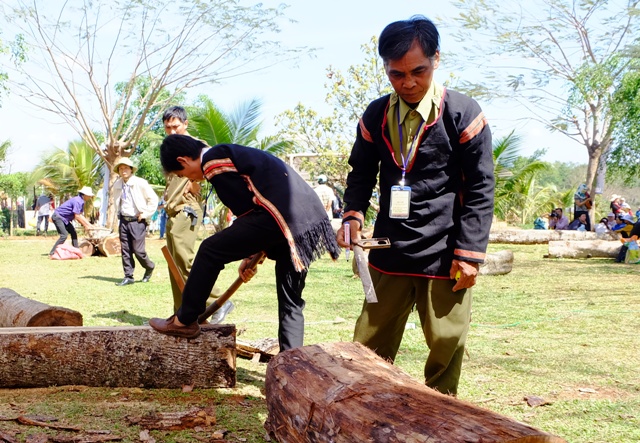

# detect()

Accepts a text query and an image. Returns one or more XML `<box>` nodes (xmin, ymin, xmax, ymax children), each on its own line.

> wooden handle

<box><xmin>197</xmin><ymin>252</ymin><xmax>266</xmax><ymax>323</ymax></box>
<box><xmin>161</xmin><ymin>245</ymin><xmax>185</xmax><ymax>292</ymax></box>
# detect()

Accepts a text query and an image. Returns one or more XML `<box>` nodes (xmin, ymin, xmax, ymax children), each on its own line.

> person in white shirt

<box><xmin>112</xmin><ymin>157</ymin><xmax>159</xmax><ymax>286</ymax></box>
<box><xmin>35</xmin><ymin>193</ymin><xmax>54</xmax><ymax>235</ymax></box>
<box><xmin>313</xmin><ymin>175</ymin><xmax>334</xmax><ymax>219</ymax></box>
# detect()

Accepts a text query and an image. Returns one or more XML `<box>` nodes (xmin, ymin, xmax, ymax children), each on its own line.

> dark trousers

<box><xmin>50</xmin><ymin>212</ymin><xmax>78</xmax><ymax>255</ymax></box>
<box><xmin>37</xmin><ymin>215</ymin><xmax>49</xmax><ymax>233</ymax></box>
<box><xmin>177</xmin><ymin>208</ymin><xmax>307</xmax><ymax>351</ymax></box>
<box><xmin>119</xmin><ymin>217</ymin><xmax>155</xmax><ymax>279</ymax></box>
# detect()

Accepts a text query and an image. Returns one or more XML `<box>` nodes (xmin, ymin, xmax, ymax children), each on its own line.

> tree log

<box><xmin>547</xmin><ymin>240</ymin><xmax>621</xmax><ymax>259</ymax></box>
<box><xmin>97</xmin><ymin>234</ymin><xmax>121</xmax><ymax>257</ymax></box>
<box><xmin>480</xmin><ymin>250</ymin><xmax>514</xmax><ymax>275</ymax></box>
<box><xmin>490</xmin><ymin>229</ymin><xmax>600</xmax><ymax>244</ymax></box>
<box><xmin>264</xmin><ymin>342</ymin><xmax>566</xmax><ymax>443</ymax></box>
<box><xmin>78</xmin><ymin>240</ymin><xmax>96</xmax><ymax>258</ymax></box>
<box><xmin>0</xmin><ymin>288</ymin><xmax>83</xmax><ymax>327</ymax></box>
<box><xmin>0</xmin><ymin>324</ymin><xmax>236</xmax><ymax>388</ymax></box>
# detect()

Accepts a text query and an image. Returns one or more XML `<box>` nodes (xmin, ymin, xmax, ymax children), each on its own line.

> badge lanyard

<box><xmin>389</xmin><ymin>105</ymin><xmax>423</xmax><ymax>219</ymax></box>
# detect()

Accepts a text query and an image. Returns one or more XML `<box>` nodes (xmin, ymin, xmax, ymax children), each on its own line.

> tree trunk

<box><xmin>547</xmin><ymin>240</ymin><xmax>621</xmax><ymax>259</ymax></box>
<box><xmin>489</xmin><ymin>229</ymin><xmax>600</xmax><ymax>244</ymax></box>
<box><xmin>0</xmin><ymin>324</ymin><xmax>236</xmax><ymax>388</ymax></box>
<box><xmin>0</xmin><ymin>288</ymin><xmax>83</xmax><ymax>327</ymax></box>
<box><xmin>264</xmin><ymin>342</ymin><xmax>566</xmax><ymax>443</ymax></box>
<box><xmin>78</xmin><ymin>240</ymin><xmax>96</xmax><ymax>257</ymax></box>
<box><xmin>480</xmin><ymin>250</ymin><xmax>514</xmax><ymax>275</ymax></box>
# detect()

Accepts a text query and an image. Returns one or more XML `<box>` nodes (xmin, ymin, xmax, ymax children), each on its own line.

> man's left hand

<box><xmin>450</xmin><ymin>260</ymin><xmax>480</xmax><ymax>292</ymax></box>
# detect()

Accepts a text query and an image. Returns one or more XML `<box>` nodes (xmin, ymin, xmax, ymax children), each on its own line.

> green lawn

<box><xmin>0</xmin><ymin>236</ymin><xmax>638</xmax><ymax>442</ymax></box>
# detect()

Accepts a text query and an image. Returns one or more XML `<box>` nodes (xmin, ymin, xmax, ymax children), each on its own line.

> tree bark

<box><xmin>480</xmin><ymin>250</ymin><xmax>514</xmax><ymax>275</ymax></box>
<box><xmin>264</xmin><ymin>342</ymin><xmax>566</xmax><ymax>443</ymax></box>
<box><xmin>489</xmin><ymin>229</ymin><xmax>600</xmax><ymax>244</ymax></box>
<box><xmin>0</xmin><ymin>288</ymin><xmax>83</xmax><ymax>327</ymax></box>
<box><xmin>547</xmin><ymin>240</ymin><xmax>621</xmax><ymax>259</ymax></box>
<box><xmin>0</xmin><ymin>324</ymin><xmax>236</xmax><ymax>388</ymax></box>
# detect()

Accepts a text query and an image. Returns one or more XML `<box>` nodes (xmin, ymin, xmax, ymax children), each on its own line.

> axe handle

<box><xmin>161</xmin><ymin>245</ymin><xmax>185</xmax><ymax>292</ymax></box>
<box><xmin>198</xmin><ymin>251</ymin><xmax>266</xmax><ymax>323</ymax></box>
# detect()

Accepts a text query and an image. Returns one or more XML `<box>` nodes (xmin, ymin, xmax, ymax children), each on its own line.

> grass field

<box><xmin>0</xmin><ymin>235</ymin><xmax>639</xmax><ymax>442</ymax></box>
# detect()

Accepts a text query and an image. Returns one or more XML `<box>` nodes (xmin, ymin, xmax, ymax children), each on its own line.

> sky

<box><xmin>0</xmin><ymin>0</ymin><xmax>588</xmax><ymax>174</ymax></box>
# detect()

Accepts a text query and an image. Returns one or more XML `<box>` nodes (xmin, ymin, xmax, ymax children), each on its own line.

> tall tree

<box><xmin>2</xmin><ymin>0</ymin><xmax>304</xmax><ymax>227</ymax></box>
<box><xmin>447</xmin><ymin>0</ymin><xmax>640</xmax><ymax>207</ymax></box>
<box><xmin>276</xmin><ymin>36</ymin><xmax>391</xmax><ymax>212</ymax></box>
<box><xmin>609</xmin><ymin>68</ymin><xmax>640</xmax><ymax>178</ymax></box>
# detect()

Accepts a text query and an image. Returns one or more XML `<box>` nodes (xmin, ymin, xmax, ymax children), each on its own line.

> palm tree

<box><xmin>492</xmin><ymin>131</ymin><xmax>555</xmax><ymax>225</ymax></box>
<box><xmin>188</xmin><ymin>98</ymin><xmax>293</xmax><ymax>231</ymax></box>
<box><xmin>31</xmin><ymin>140</ymin><xmax>104</xmax><ymax>202</ymax></box>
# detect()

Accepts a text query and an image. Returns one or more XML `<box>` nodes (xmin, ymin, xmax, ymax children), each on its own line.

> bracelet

<box><xmin>342</xmin><ymin>215</ymin><xmax>363</xmax><ymax>230</ymax></box>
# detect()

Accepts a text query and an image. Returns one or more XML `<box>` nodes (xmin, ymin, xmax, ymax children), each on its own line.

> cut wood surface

<box><xmin>264</xmin><ymin>342</ymin><xmax>566</xmax><ymax>443</ymax></box>
<box><xmin>236</xmin><ymin>338</ymin><xmax>279</xmax><ymax>362</ymax></box>
<box><xmin>78</xmin><ymin>240</ymin><xmax>96</xmax><ymax>258</ymax></box>
<box><xmin>490</xmin><ymin>229</ymin><xmax>602</xmax><ymax>244</ymax></box>
<box><xmin>97</xmin><ymin>234</ymin><xmax>121</xmax><ymax>257</ymax></box>
<box><xmin>548</xmin><ymin>240</ymin><xmax>621</xmax><ymax>258</ymax></box>
<box><xmin>0</xmin><ymin>324</ymin><xmax>236</xmax><ymax>388</ymax></box>
<box><xmin>0</xmin><ymin>288</ymin><xmax>83</xmax><ymax>327</ymax></box>
<box><xmin>480</xmin><ymin>250</ymin><xmax>514</xmax><ymax>275</ymax></box>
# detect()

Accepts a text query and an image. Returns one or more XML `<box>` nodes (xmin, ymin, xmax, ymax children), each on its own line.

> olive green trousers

<box><xmin>353</xmin><ymin>267</ymin><xmax>471</xmax><ymax>395</ymax></box>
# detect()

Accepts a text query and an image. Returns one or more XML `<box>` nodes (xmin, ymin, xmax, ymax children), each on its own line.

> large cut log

<box><xmin>97</xmin><ymin>234</ymin><xmax>121</xmax><ymax>257</ymax></box>
<box><xmin>264</xmin><ymin>342</ymin><xmax>566</xmax><ymax>443</ymax></box>
<box><xmin>480</xmin><ymin>250</ymin><xmax>514</xmax><ymax>275</ymax></box>
<box><xmin>548</xmin><ymin>240</ymin><xmax>621</xmax><ymax>259</ymax></box>
<box><xmin>0</xmin><ymin>324</ymin><xmax>236</xmax><ymax>388</ymax></box>
<box><xmin>0</xmin><ymin>288</ymin><xmax>83</xmax><ymax>327</ymax></box>
<box><xmin>490</xmin><ymin>229</ymin><xmax>600</xmax><ymax>244</ymax></box>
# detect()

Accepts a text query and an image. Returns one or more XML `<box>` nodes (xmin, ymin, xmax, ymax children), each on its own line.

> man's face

<box><xmin>118</xmin><ymin>164</ymin><xmax>133</xmax><ymax>181</ymax></box>
<box><xmin>175</xmin><ymin>156</ymin><xmax>204</xmax><ymax>181</ymax></box>
<box><xmin>556</xmin><ymin>209</ymin><xmax>563</xmax><ymax>216</ymax></box>
<box><xmin>579</xmin><ymin>214</ymin><xmax>587</xmax><ymax>222</ymax></box>
<box><xmin>385</xmin><ymin>40</ymin><xmax>440</xmax><ymax>105</ymax></box>
<box><xmin>164</xmin><ymin>117</ymin><xmax>188</xmax><ymax>135</ymax></box>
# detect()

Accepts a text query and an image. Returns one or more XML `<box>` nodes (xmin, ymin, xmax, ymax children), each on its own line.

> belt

<box><xmin>120</xmin><ymin>215</ymin><xmax>143</xmax><ymax>223</ymax></box>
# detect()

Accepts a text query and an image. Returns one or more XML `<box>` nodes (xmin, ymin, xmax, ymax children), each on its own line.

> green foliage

<box><xmin>0</xmin><ymin>171</ymin><xmax>28</xmax><ymax>198</ymax></box>
<box><xmin>447</xmin><ymin>0</ymin><xmax>640</xmax><ymax>190</ymax></box>
<box><xmin>30</xmin><ymin>140</ymin><xmax>104</xmax><ymax>198</ymax></box>
<box><xmin>609</xmin><ymin>68</ymin><xmax>640</xmax><ymax>177</ymax></box>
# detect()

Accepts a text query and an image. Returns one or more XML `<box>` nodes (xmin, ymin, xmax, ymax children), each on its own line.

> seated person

<box><xmin>567</xmin><ymin>213</ymin><xmax>587</xmax><ymax>231</ymax></box>
<box><xmin>548</xmin><ymin>208</ymin><xmax>569</xmax><ymax>230</ymax></box>
<box><xmin>533</xmin><ymin>215</ymin><xmax>548</xmax><ymax>230</ymax></box>
<box><xmin>595</xmin><ymin>217</ymin><xmax>612</xmax><ymax>235</ymax></box>
<box><xmin>613</xmin><ymin>214</ymin><xmax>635</xmax><ymax>238</ymax></box>
<box><xmin>607</xmin><ymin>212</ymin><xmax>616</xmax><ymax>229</ymax></box>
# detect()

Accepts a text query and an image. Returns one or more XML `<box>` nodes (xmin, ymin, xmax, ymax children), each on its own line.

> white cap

<box><xmin>78</xmin><ymin>186</ymin><xmax>94</xmax><ymax>197</ymax></box>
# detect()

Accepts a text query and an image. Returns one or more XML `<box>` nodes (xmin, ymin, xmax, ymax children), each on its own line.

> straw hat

<box><xmin>610</xmin><ymin>194</ymin><xmax>620</xmax><ymax>201</ymax></box>
<box><xmin>113</xmin><ymin>157</ymin><xmax>137</xmax><ymax>174</ymax></box>
<box><xmin>78</xmin><ymin>186</ymin><xmax>94</xmax><ymax>197</ymax></box>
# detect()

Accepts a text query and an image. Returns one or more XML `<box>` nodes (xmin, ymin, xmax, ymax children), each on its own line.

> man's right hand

<box><xmin>337</xmin><ymin>222</ymin><xmax>361</xmax><ymax>248</ymax></box>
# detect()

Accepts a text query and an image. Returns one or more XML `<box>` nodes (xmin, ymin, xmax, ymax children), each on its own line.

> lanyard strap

<box><xmin>397</xmin><ymin>105</ymin><xmax>424</xmax><ymax>186</ymax></box>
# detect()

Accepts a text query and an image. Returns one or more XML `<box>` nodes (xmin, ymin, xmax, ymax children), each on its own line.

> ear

<box><xmin>433</xmin><ymin>50</ymin><xmax>440</xmax><ymax>69</ymax></box>
<box><xmin>176</xmin><ymin>156</ymin><xmax>189</xmax><ymax>168</ymax></box>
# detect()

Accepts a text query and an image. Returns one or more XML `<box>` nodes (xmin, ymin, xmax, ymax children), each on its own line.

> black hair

<box><xmin>160</xmin><ymin>134</ymin><xmax>206</xmax><ymax>172</ymax></box>
<box><xmin>162</xmin><ymin>106</ymin><xmax>188</xmax><ymax>123</ymax></box>
<box><xmin>379</xmin><ymin>15</ymin><xmax>440</xmax><ymax>62</ymax></box>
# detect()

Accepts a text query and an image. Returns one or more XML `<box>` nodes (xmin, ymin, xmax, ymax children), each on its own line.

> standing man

<box><xmin>49</xmin><ymin>186</ymin><xmax>95</xmax><ymax>256</ymax></box>
<box><xmin>112</xmin><ymin>157</ymin><xmax>158</xmax><ymax>286</ymax></box>
<box><xmin>314</xmin><ymin>175</ymin><xmax>334</xmax><ymax>219</ymax></box>
<box><xmin>35</xmin><ymin>193</ymin><xmax>54</xmax><ymax>236</ymax></box>
<box><xmin>150</xmin><ymin>135</ymin><xmax>340</xmax><ymax>348</ymax></box>
<box><xmin>337</xmin><ymin>16</ymin><xmax>495</xmax><ymax>395</ymax></box>
<box><xmin>161</xmin><ymin>106</ymin><xmax>233</xmax><ymax>323</ymax></box>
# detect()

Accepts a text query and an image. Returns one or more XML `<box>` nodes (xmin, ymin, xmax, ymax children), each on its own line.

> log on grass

<box><xmin>0</xmin><ymin>288</ymin><xmax>83</xmax><ymax>327</ymax></box>
<box><xmin>548</xmin><ymin>240</ymin><xmax>621</xmax><ymax>259</ymax></box>
<box><xmin>264</xmin><ymin>342</ymin><xmax>566</xmax><ymax>443</ymax></box>
<box><xmin>479</xmin><ymin>250</ymin><xmax>514</xmax><ymax>275</ymax></box>
<box><xmin>97</xmin><ymin>234</ymin><xmax>121</xmax><ymax>257</ymax></box>
<box><xmin>78</xmin><ymin>240</ymin><xmax>96</xmax><ymax>258</ymax></box>
<box><xmin>0</xmin><ymin>324</ymin><xmax>236</xmax><ymax>388</ymax></box>
<box><xmin>490</xmin><ymin>229</ymin><xmax>599</xmax><ymax>244</ymax></box>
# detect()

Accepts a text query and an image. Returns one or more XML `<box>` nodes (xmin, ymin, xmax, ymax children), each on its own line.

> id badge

<box><xmin>389</xmin><ymin>185</ymin><xmax>411</xmax><ymax>219</ymax></box>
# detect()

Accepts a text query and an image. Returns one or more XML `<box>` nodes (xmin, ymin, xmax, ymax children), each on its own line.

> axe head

<box><xmin>353</xmin><ymin>237</ymin><xmax>391</xmax><ymax>303</ymax></box>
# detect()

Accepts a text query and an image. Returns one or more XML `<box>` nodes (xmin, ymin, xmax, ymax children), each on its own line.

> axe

<box><xmin>352</xmin><ymin>238</ymin><xmax>391</xmax><ymax>303</ymax></box>
<box><xmin>197</xmin><ymin>251</ymin><xmax>266</xmax><ymax>323</ymax></box>
<box><xmin>161</xmin><ymin>245</ymin><xmax>266</xmax><ymax>323</ymax></box>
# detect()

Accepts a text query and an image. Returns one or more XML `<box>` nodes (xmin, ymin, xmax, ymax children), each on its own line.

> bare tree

<box><xmin>2</xmin><ymin>0</ymin><xmax>305</xmax><ymax>227</ymax></box>
<box><xmin>445</xmin><ymin>0</ymin><xmax>640</xmax><ymax>210</ymax></box>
